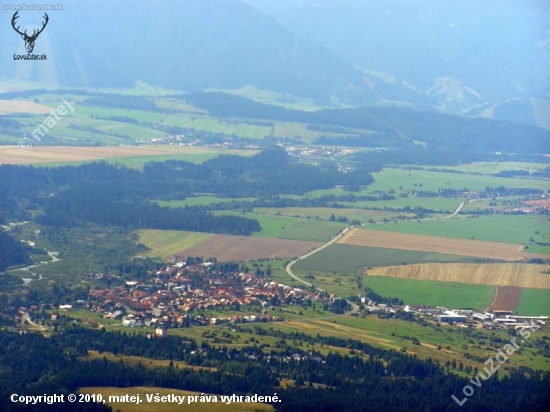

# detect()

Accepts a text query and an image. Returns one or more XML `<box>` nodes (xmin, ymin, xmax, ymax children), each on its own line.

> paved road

<box><xmin>284</xmin><ymin>226</ymin><xmax>360</xmax><ymax>315</ymax></box>
<box><xmin>285</xmin><ymin>226</ymin><xmax>351</xmax><ymax>288</ymax></box>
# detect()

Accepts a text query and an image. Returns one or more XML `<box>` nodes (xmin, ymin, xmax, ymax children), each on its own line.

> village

<box><xmin>43</xmin><ymin>257</ymin><xmax>544</xmax><ymax>338</ymax></box>
<box><xmin>83</xmin><ymin>259</ymin><xmax>325</xmax><ymax>331</ymax></box>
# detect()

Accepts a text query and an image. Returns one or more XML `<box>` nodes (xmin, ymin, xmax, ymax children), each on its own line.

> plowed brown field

<box><xmin>338</xmin><ymin>228</ymin><xmax>544</xmax><ymax>261</ymax></box>
<box><xmin>490</xmin><ymin>286</ymin><xmax>523</xmax><ymax>311</ymax></box>
<box><xmin>369</xmin><ymin>263</ymin><xmax>550</xmax><ymax>289</ymax></box>
<box><xmin>175</xmin><ymin>235</ymin><xmax>322</xmax><ymax>262</ymax></box>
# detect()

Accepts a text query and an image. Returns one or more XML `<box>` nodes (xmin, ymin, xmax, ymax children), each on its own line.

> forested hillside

<box><xmin>184</xmin><ymin>92</ymin><xmax>550</xmax><ymax>157</ymax></box>
<box><xmin>0</xmin><ymin>328</ymin><xmax>548</xmax><ymax>411</ymax></box>
<box><xmin>0</xmin><ymin>231</ymin><xmax>31</xmax><ymax>271</ymax></box>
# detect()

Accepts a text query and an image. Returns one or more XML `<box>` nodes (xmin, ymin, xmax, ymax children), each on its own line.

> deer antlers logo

<box><xmin>11</xmin><ymin>11</ymin><xmax>49</xmax><ymax>54</ymax></box>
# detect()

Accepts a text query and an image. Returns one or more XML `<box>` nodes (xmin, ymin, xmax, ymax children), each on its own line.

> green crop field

<box><xmin>365</xmin><ymin>214</ymin><xmax>550</xmax><ymax>254</ymax></box>
<box><xmin>277</xmin><ymin>220</ymin><xmax>346</xmax><ymax>242</ymax></box>
<box><xmin>136</xmin><ymin>229</ymin><xmax>213</xmax><ymax>259</ymax></box>
<box><xmin>213</xmin><ymin>211</ymin><xmax>344</xmax><ymax>241</ymax></box>
<box><xmin>366</xmin><ymin>167</ymin><xmax>549</xmax><ymax>193</ymax></box>
<box><xmin>294</xmin><ymin>244</ymin><xmax>478</xmax><ymax>275</ymax></box>
<box><xmin>362</xmin><ymin>276</ymin><xmax>495</xmax><ymax>310</ymax></box>
<box><xmin>515</xmin><ymin>288</ymin><xmax>550</xmax><ymax>316</ymax></box>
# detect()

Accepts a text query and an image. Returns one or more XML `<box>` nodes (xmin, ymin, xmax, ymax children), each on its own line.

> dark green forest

<box><xmin>0</xmin><ymin>148</ymin><xmax>372</xmax><ymax>237</ymax></box>
<box><xmin>0</xmin><ymin>231</ymin><xmax>32</xmax><ymax>271</ymax></box>
<box><xmin>0</xmin><ymin>328</ymin><xmax>548</xmax><ymax>412</ymax></box>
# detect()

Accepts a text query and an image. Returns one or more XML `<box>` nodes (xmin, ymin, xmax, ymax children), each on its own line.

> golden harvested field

<box><xmin>0</xmin><ymin>145</ymin><xmax>239</xmax><ymax>165</ymax></box>
<box><xmin>0</xmin><ymin>99</ymin><xmax>51</xmax><ymax>114</ymax></box>
<box><xmin>176</xmin><ymin>235</ymin><xmax>322</xmax><ymax>262</ymax></box>
<box><xmin>369</xmin><ymin>263</ymin><xmax>550</xmax><ymax>289</ymax></box>
<box><xmin>338</xmin><ymin>228</ymin><xmax>543</xmax><ymax>261</ymax></box>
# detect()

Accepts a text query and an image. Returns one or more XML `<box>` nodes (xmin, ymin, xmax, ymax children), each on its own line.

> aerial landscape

<box><xmin>0</xmin><ymin>0</ymin><xmax>549</xmax><ymax>411</ymax></box>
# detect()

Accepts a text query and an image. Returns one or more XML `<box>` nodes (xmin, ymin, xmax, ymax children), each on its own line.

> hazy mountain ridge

<box><xmin>1</xmin><ymin>0</ymin><xmax>548</xmax><ymax>122</ymax></box>
<box><xmin>0</xmin><ymin>0</ymin><xmax>421</xmax><ymax>106</ymax></box>
<box><xmin>246</xmin><ymin>0</ymin><xmax>550</xmax><ymax>113</ymax></box>
<box><xmin>0</xmin><ymin>0</ymin><xmax>452</xmax><ymax>107</ymax></box>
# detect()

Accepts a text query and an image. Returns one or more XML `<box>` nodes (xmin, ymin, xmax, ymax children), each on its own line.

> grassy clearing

<box><xmin>136</xmin><ymin>229</ymin><xmax>213</xmax><ymax>259</ymax></box>
<box><xmin>162</xmin><ymin>114</ymin><xmax>271</xmax><ymax>139</ymax></box>
<box><xmin>516</xmin><ymin>288</ymin><xmax>550</xmax><ymax>315</ymax></box>
<box><xmin>259</xmin><ymin>315</ymin><xmax>550</xmax><ymax>373</ymax></box>
<box><xmin>213</xmin><ymin>211</ymin><xmax>343</xmax><ymax>242</ymax></box>
<box><xmin>79</xmin><ymin>387</ymin><xmax>274</xmax><ymax>412</ymax></box>
<box><xmin>423</xmin><ymin>161</ymin><xmax>550</xmax><ymax>175</ymax></box>
<box><xmin>157</xmin><ymin>196</ymin><xmax>258</xmax><ymax>208</ymax></box>
<box><xmin>295</xmin><ymin>244</ymin><xmax>478</xmax><ymax>275</ymax></box>
<box><xmin>209</xmin><ymin>85</ymin><xmax>322</xmax><ymax>111</ymax></box>
<box><xmin>255</xmin><ymin>206</ymin><xmax>417</xmax><ymax>224</ymax></box>
<box><xmin>277</xmin><ymin>220</ymin><xmax>346</xmax><ymax>242</ymax></box>
<box><xmin>83</xmin><ymin>350</ymin><xmax>217</xmax><ymax>372</ymax></box>
<box><xmin>214</xmin><ymin>211</ymin><xmax>301</xmax><ymax>238</ymax></box>
<box><xmin>365</xmin><ymin>215</ymin><xmax>550</xmax><ymax>254</ymax></box>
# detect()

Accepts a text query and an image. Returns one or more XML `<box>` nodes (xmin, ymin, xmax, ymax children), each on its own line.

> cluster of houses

<box><xmin>86</xmin><ymin>261</ymin><xmax>327</xmax><ymax>331</ymax></box>
<box><xmin>284</xmin><ymin>145</ymin><xmax>359</xmax><ymax>158</ymax></box>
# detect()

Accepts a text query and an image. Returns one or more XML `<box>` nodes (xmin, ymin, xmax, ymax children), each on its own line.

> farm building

<box><xmin>437</xmin><ymin>310</ymin><xmax>467</xmax><ymax>323</ymax></box>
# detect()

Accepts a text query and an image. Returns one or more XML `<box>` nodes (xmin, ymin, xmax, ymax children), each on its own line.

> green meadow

<box><xmin>515</xmin><ymin>288</ymin><xmax>550</xmax><ymax>316</ymax></box>
<box><xmin>362</xmin><ymin>276</ymin><xmax>495</xmax><ymax>310</ymax></box>
<box><xmin>213</xmin><ymin>210</ymin><xmax>345</xmax><ymax>242</ymax></box>
<box><xmin>136</xmin><ymin>229</ymin><xmax>213</xmax><ymax>259</ymax></box>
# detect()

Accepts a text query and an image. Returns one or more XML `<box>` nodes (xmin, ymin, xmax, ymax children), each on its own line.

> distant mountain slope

<box><xmin>0</xmin><ymin>0</ymin><xmax>428</xmax><ymax>106</ymax></box>
<box><xmin>468</xmin><ymin>98</ymin><xmax>550</xmax><ymax>131</ymax></box>
<box><xmin>184</xmin><ymin>92</ymin><xmax>550</xmax><ymax>154</ymax></box>
<box><xmin>247</xmin><ymin>0</ymin><xmax>550</xmax><ymax>109</ymax></box>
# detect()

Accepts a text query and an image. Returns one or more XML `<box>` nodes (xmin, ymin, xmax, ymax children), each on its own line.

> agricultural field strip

<box><xmin>338</xmin><ymin>228</ymin><xmax>544</xmax><ymax>260</ymax></box>
<box><xmin>489</xmin><ymin>287</ymin><xmax>523</xmax><ymax>311</ymax></box>
<box><xmin>0</xmin><ymin>145</ymin><xmax>256</xmax><ymax>165</ymax></box>
<box><xmin>0</xmin><ymin>99</ymin><xmax>51</xmax><ymax>114</ymax></box>
<box><xmin>369</xmin><ymin>263</ymin><xmax>550</xmax><ymax>289</ymax></box>
<box><xmin>174</xmin><ymin>234</ymin><xmax>323</xmax><ymax>262</ymax></box>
